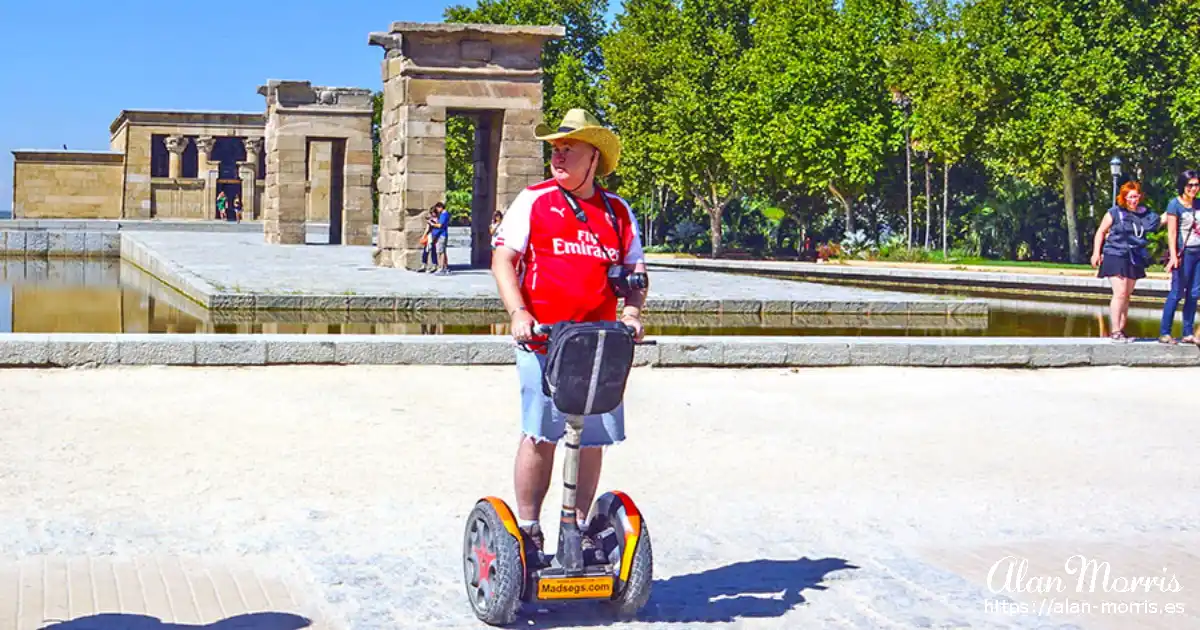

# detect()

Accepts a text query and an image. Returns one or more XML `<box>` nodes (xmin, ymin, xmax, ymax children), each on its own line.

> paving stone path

<box><xmin>0</xmin><ymin>365</ymin><xmax>1196</xmax><ymax>629</ymax></box>
<box><xmin>121</xmin><ymin>231</ymin><xmax>974</xmax><ymax>309</ymax></box>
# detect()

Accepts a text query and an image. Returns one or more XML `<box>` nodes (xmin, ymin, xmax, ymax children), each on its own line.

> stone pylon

<box><xmin>258</xmin><ymin>80</ymin><xmax>375</xmax><ymax>246</ymax></box>
<box><xmin>368</xmin><ymin>22</ymin><xmax>565</xmax><ymax>269</ymax></box>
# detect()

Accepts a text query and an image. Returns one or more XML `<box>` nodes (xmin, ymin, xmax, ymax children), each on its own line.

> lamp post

<box><xmin>1110</xmin><ymin>157</ymin><xmax>1122</xmax><ymax>204</ymax></box>
<box><xmin>890</xmin><ymin>89</ymin><xmax>912</xmax><ymax>249</ymax></box>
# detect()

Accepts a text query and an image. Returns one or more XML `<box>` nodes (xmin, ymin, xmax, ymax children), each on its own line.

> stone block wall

<box><xmin>107</xmin><ymin>111</ymin><xmax>262</xmax><ymax>219</ymax></box>
<box><xmin>368</xmin><ymin>22</ymin><xmax>564</xmax><ymax>270</ymax></box>
<box><xmin>149</xmin><ymin>179</ymin><xmax>206</xmax><ymax>218</ymax></box>
<box><xmin>11</xmin><ymin>152</ymin><xmax>125</xmax><ymax>219</ymax></box>
<box><xmin>259</xmin><ymin>80</ymin><xmax>374</xmax><ymax>246</ymax></box>
<box><xmin>108</xmin><ymin>111</ymin><xmax>264</xmax><ymax>219</ymax></box>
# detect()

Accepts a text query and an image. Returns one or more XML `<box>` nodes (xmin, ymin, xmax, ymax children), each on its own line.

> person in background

<box><xmin>216</xmin><ymin>191</ymin><xmax>228</xmax><ymax>221</ymax></box>
<box><xmin>420</xmin><ymin>206</ymin><xmax>437</xmax><ymax>272</ymax></box>
<box><xmin>1091</xmin><ymin>180</ymin><xmax>1167</xmax><ymax>342</ymax></box>
<box><xmin>1157</xmin><ymin>169</ymin><xmax>1200</xmax><ymax>344</ymax></box>
<box><xmin>232</xmin><ymin>196</ymin><xmax>244</xmax><ymax>223</ymax></box>
<box><xmin>489</xmin><ymin>210</ymin><xmax>504</xmax><ymax>249</ymax></box>
<box><xmin>429</xmin><ymin>201</ymin><xmax>451</xmax><ymax>275</ymax></box>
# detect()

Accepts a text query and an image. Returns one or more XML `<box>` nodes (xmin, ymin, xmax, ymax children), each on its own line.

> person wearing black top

<box><xmin>1091</xmin><ymin>180</ymin><xmax>1167</xmax><ymax>341</ymax></box>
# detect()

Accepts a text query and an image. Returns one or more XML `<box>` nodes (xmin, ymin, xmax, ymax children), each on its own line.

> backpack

<box><xmin>541</xmin><ymin>320</ymin><xmax>636</xmax><ymax>416</ymax></box>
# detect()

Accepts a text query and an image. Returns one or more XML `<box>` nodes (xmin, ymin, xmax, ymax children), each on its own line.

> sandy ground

<box><xmin>0</xmin><ymin>364</ymin><xmax>1198</xmax><ymax>629</ymax></box>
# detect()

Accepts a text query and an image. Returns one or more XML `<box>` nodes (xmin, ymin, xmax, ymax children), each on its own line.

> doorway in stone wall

<box><xmin>445</xmin><ymin>110</ymin><xmax>505</xmax><ymax>269</ymax></box>
<box><xmin>212</xmin><ymin>138</ymin><xmax>247</xmax><ymax>220</ymax></box>
<box><xmin>215</xmin><ymin>181</ymin><xmax>243</xmax><ymax>220</ymax></box>
<box><xmin>305</xmin><ymin>138</ymin><xmax>347</xmax><ymax>245</ymax></box>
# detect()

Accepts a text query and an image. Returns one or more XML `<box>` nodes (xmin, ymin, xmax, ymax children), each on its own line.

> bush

<box><xmin>816</xmin><ymin>242</ymin><xmax>843</xmax><ymax>261</ymax></box>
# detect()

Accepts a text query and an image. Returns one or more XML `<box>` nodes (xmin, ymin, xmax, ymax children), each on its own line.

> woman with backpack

<box><xmin>1157</xmin><ymin>170</ymin><xmax>1200</xmax><ymax>344</ymax></box>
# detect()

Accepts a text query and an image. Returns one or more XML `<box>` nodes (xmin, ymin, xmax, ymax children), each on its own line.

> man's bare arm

<box><xmin>492</xmin><ymin>247</ymin><xmax>527</xmax><ymax>315</ymax></box>
<box><xmin>621</xmin><ymin>261</ymin><xmax>648</xmax><ymax>318</ymax></box>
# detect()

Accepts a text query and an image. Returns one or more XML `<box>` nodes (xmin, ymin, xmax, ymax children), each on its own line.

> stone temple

<box><xmin>9</xmin><ymin>21</ymin><xmax>565</xmax><ymax>268</ymax></box>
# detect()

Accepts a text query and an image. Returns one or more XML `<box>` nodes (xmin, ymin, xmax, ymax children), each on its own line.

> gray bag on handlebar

<box><xmin>541</xmin><ymin>320</ymin><xmax>636</xmax><ymax>416</ymax></box>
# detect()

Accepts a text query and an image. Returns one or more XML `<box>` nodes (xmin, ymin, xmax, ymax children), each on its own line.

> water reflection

<box><xmin>0</xmin><ymin>258</ymin><xmax>1175</xmax><ymax>337</ymax></box>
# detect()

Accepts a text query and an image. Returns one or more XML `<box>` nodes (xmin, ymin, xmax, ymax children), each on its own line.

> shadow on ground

<box><xmin>521</xmin><ymin>556</ymin><xmax>856</xmax><ymax>628</ymax></box>
<box><xmin>40</xmin><ymin>612</ymin><xmax>311</xmax><ymax>630</ymax></box>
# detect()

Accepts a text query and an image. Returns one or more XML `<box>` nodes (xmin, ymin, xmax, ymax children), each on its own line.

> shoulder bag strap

<box><xmin>558</xmin><ymin>185</ymin><xmax>625</xmax><ymax>265</ymax></box>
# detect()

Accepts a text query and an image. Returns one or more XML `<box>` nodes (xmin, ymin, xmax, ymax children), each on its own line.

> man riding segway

<box><xmin>461</xmin><ymin>109</ymin><xmax>652</xmax><ymax>625</ymax></box>
<box><xmin>491</xmin><ymin>108</ymin><xmax>650</xmax><ymax>554</ymax></box>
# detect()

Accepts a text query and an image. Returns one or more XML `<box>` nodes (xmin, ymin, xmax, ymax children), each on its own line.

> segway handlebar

<box><xmin>531</xmin><ymin>321</ymin><xmax>656</xmax><ymax>345</ymax></box>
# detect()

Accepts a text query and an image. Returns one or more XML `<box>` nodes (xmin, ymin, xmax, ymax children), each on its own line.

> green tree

<box><xmin>444</xmin><ymin>0</ymin><xmax>609</xmax><ymax>125</ymax></box>
<box><xmin>443</xmin><ymin>0</ymin><xmax>611</xmax><ymax>223</ymax></box>
<box><xmin>604</xmin><ymin>0</ymin><xmax>752</xmax><ymax>257</ymax></box>
<box><xmin>1164</xmin><ymin>0</ymin><xmax>1200</xmax><ymax>167</ymax></box>
<box><xmin>600</xmin><ymin>0</ymin><xmax>680</xmax><ymax>235</ymax></box>
<box><xmin>732</xmin><ymin>0</ymin><xmax>905</xmax><ymax>236</ymax></box>
<box><xmin>964</xmin><ymin>0</ymin><xmax>1167</xmax><ymax>263</ymax></box>
<box><xmin>888</xmin><ymin>0</ymin><xmax>984</xmax><ymax>256</ymax></box>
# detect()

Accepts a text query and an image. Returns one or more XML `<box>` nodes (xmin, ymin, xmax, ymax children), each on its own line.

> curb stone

<box><xmin>0</xmin><ymin>334</ymin><xmax>1198</xmax><ymax>368</ymax></box>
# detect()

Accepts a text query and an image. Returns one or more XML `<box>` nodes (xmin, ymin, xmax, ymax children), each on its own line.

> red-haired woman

<box><xmin>1091</xmin><ymin>181</ymin><xmax>1166</xmax><ymax>341</ymax></box>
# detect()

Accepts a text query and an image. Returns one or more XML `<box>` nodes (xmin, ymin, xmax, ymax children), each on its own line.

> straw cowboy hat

<box><xmin>535</xmin><ymin>108</ymin><xmax>621</xmax><ymax>177</ymax></box>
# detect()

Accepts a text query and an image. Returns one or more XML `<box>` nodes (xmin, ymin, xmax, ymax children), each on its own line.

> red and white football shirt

<box><xmin>493</xmin><ymin>179</ymin><xmax>645</xmax><ymax>328</ymax></box>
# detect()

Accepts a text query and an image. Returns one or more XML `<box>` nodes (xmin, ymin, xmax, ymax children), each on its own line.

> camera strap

<box><xmin>558</xmin><ymin>184</ymin><xmax>624</xmax><ymax>265</ymax></box>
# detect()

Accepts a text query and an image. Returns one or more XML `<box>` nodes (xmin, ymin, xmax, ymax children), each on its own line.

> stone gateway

<box><xmin>368</xmin><ymin>22</ymin><xmax>565</xmax><ymax>270</ymax></box>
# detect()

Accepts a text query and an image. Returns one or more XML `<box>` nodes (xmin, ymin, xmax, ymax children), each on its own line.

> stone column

<box><xmin>244</xmin><ymin>136</ymin><xmax>264</xmax><ymax>168</ymax></box>
<box><xmin>165</xmin><ymin>135</ymin><xmax>188</xmax><ymax>179</ymax></box>
<box><xmin>266</xmin><ymin>133</ymin><xmax>307</xmax><ymax>244</ymax></box>
<box><xmin>238</xmin><ymin>163</ymin><xmax>257</xmax><ymax>220</ymax></box>
<box><xmin>497</xmin><ymin>109</ymin><xmax>545</xmax><ymax>214</ymax></box>
<box><xmin>344</xmin><ymin>133</ymin><xmax>376</xmax><ymax>246</ymax></box>
<box><xmin>243</xmin><ymin>137</ymin><xmax>263</xmax><ymax>220</ymax></box>
<box><xmin>376</xmin><ymin>103</ymin><xmax>446</xmax><ymax>269</ymax></box>
<box><xmin>195</xmin><ymin>136</ymin><xmax>215</xmax><ymax>165</ymax></box>
<box><xmin>196</xmin><ymin>136</ymin><xmax>217</xmax><ymax>217</ymax></box>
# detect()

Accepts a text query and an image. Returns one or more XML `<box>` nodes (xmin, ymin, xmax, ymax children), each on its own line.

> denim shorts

<box><xmin>516</xmin><ymin>346</ymin><xmax>625</xmax><ymax>446</ymax></box>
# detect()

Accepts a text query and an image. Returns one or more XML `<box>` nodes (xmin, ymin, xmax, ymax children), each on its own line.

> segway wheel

<box><xmin>607</xmin><ymin>520</ymin><xmax>653</xmax><ymax>620</ymax></box>
<box><xmin>463</xmin><ymin>499</ymin><xmax>525</xmax><ymax>626</ymax></box>
<box><xmin>590</xmin><ymin>491</ymin><xmax>653</xmax><ymax>620</ymax></box>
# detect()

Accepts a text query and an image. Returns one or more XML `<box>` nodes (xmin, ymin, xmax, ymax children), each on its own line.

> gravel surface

<box><xmin>1</xmin><ymin>365</ymin><xmax>1197</xmax><ymax>629</ymax></box>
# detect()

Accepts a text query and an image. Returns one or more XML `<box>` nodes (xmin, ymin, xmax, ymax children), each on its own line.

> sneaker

<box><xmin>520</xmin><ymin>523</ymin><xmax>546</xmax><ymax>566</ymax></box>
<box><xmin>580</xmin><ymin>529</ymin><xmax>612</xmax><ymax>565</ymax></box>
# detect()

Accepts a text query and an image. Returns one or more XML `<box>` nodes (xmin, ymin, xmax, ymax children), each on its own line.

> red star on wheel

<box><xmin>474</xmin><ymin>542</ymin><xmax>497</xmax><ymax>583</ymax></box>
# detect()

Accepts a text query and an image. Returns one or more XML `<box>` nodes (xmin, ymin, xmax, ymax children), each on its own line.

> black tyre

<box><xmin>606</xmin><ymin>520</ymin><xmax>653</xmax><ymax>620</ymax></box>
<box><xmin>463</xmin><ymin>501</ymin><xmax>525</xmax><ymax>626</ymax></box>
<box><xmin>589</xmin><ymin>492</ymin><xmax>654</xmax><ymax>620</ymax></box>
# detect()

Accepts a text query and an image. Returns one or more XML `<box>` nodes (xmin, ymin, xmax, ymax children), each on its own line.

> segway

<box><xmin>463</xmin><ymin>320</ymin><xmax>655</xmax><ymax>626</ymax></box>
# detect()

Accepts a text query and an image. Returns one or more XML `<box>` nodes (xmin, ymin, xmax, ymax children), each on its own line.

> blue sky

<box><xmin>0</xmin><ymin>1</ymin><xmax>616</xmax><ymax>213</ymax></box>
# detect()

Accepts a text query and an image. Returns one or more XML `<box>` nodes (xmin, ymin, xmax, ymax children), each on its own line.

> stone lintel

<box><xmin>371</xmin><ymin>22</ymin><xmax>564</xmax><ymax>73</ymax></box>
<box><xmin>269</xmin><ymin>106</ymin><xmax>374</xmax><ymax>119</ymax></box>
<box><xmin>108</xmin><ymin>110</ymin><xmax>266</xmax><ymax>136</ymax></box>
<box><xmin>258</xmin><ymin>80</ymin><xmax>374</xmax><ymax>111</ymax></box>
<box><xmin>385</xmin><ymin>22</ymin><xmax>565</xmax><ymax>39</ymax></box>
<box><xmin>12</xmin><ymin>150</ymin><xmax>125</xmax><ymax>165</ymax></box>
<box><xmin>397</xmin><ymin>62</ymin><xmax>542</xmax><ymax>80</ymax></box>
